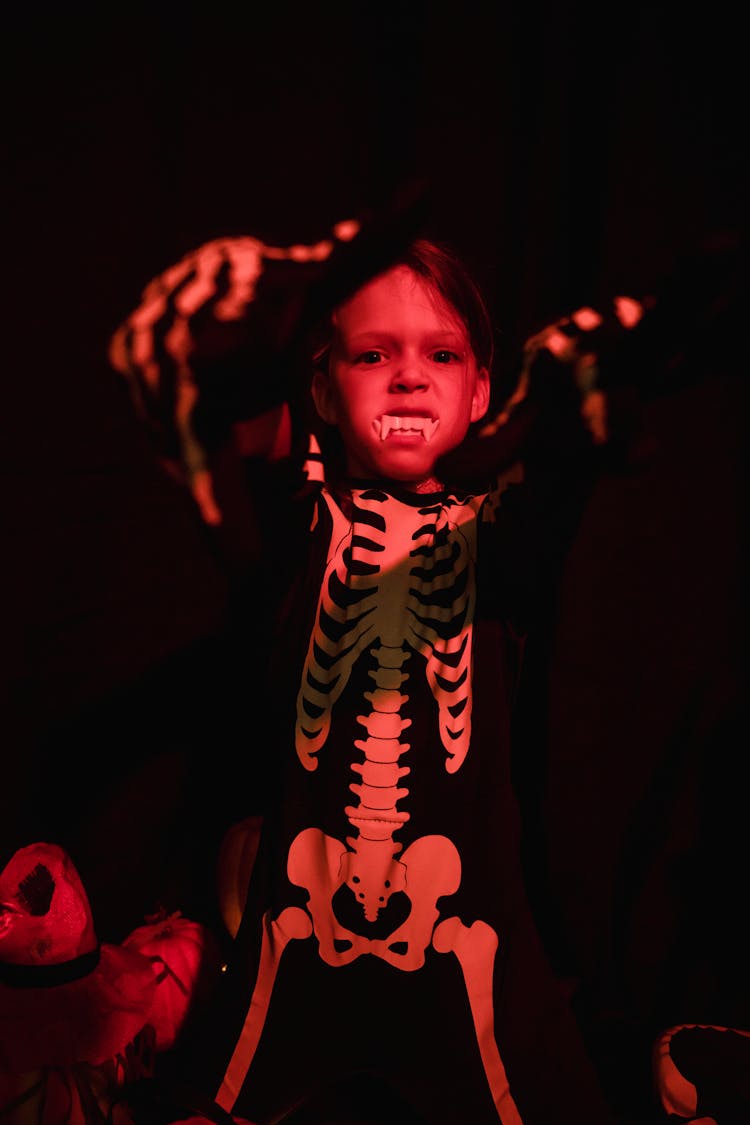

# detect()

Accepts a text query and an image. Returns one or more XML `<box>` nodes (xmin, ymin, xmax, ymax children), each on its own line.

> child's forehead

<box><xmin>332</xmin><ymin>265</ymin><xmax>465</xmax><ymax>336</ymax></box>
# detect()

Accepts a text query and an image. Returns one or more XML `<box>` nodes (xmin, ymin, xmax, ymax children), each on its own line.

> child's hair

<box><xmin>311</xmin><ymin>238</ymin><xmax>495</xmax><ymax>376</ymax></box>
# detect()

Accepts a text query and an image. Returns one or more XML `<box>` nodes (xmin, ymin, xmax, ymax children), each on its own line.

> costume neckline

<box><xmin>333</xmin><ymin>477</ymin><xmax>476</xmax><ymax>507</ymax></box>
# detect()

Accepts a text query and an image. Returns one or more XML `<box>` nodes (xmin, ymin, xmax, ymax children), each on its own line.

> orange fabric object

<box><xmin>122</xmin><ymin>911</ymin><xmax>221</xmax><ymax>1053</ymax></box>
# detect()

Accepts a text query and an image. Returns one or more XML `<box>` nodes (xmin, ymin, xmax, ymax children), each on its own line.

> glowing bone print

<box><xmin>295</xmin><ymin>486</ymin><xmax>480</xmax><ymax>774</ymax></box>
<box><xmin>289</xmin><ymin>487</ymin><xmax>479</xmax><ymax>958</ymax></box>
<box><xmin>216</xmin><ymin>486</ymin><xmax>523</xmax><ymax>1122</ymax></box>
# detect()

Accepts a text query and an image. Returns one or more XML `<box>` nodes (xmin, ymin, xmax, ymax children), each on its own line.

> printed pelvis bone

<box><xmin>288</xmin><ymin>489</ymin><xmax>480</xmax><ymax>960</ymax></box>
<box><xmin>288</xmin><ymin>825</ymin><xmax>461</xmax><ymax>969</ymax></box>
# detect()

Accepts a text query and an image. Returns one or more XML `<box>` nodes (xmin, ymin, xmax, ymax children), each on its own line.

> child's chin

<box><xmin>374</xmin><ymin>450</ymin><xmax>437</xmax><ymax>481</ymax></box>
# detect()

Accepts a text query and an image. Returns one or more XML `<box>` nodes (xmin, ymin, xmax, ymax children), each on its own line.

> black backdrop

<box><xmin>4</xmin><ymin>5</ymin><xmax>747</xmax><ymax>1118</ymax></box>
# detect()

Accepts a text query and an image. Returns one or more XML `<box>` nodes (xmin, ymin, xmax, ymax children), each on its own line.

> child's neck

<box><xmin>339</xmin><ymin>470</ymin><xmax>445</xmax><ymax>494</ymax></box>
<box><xmin>413</xmin><ymin>476</ymin><xmax>443</xmax><ymax>493</ymax></box>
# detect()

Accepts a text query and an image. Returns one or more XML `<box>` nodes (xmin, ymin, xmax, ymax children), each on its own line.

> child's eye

<box><xmin>431</xmin><ymin>349</ymin><xmax>461</xmax><ymax>364</ymax></box>
<box><xmin>354</xmin><ymin>350</ymin><xmax>385</xmax><ymax>365</ymax></box>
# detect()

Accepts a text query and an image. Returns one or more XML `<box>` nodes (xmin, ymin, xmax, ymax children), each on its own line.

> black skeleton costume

<box><xmin>109</xmin><ymin>222</ymin><xmax>623</xmax><ymax>1124</ymax></box>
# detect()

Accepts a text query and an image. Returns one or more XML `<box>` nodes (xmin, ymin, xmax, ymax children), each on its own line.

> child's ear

<box><xmin>311</xmin><ymin>369</ymin><xmax>338</xmax><ymax>424</ymax></box>
<box><xmin>470</xmin><ymin>367</ymin><xmax>491</xmax><ymax>422</ymax></box>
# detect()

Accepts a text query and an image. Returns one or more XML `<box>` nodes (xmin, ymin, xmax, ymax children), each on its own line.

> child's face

<box><xmin>311</xmin><ymin>265</ymin><xmax>490</xmax><ymax>490</ymax></box>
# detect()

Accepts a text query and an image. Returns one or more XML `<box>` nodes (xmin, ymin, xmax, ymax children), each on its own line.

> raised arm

<box><xmin>108</xmin><ymin>179</ymin><xmax>431</xmax><ymax>524</ymax></box>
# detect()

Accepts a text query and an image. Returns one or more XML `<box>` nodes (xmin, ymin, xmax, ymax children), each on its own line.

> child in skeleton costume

<box><xmin>110</xmin><ymin>223</ymin><xmax>633</xmax><ymax>1124</ymax></box>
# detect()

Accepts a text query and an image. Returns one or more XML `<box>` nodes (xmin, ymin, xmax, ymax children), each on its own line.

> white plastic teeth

<box><xmin>373</xmin><ymin>415</ymin><xmax>440</xmax><ymax>441</ymax></box>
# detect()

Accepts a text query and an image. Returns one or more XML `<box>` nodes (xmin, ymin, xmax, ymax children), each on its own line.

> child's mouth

<box><xmin>373</xmin><ymin>415</ymin><xmax>439</xmax><ymax>441</ymax></box>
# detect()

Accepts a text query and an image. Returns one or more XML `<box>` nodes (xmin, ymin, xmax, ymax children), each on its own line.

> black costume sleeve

<box><xmin>107</xmin><ymin>181</ymin><xmax>430</xmax><ymax>485</ymax></box>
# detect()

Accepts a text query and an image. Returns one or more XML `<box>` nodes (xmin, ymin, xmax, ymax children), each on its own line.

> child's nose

<box><xmin>390</xmin><ymin>360</ymin><xmax>429</xmax><ymax>392</ymax></box>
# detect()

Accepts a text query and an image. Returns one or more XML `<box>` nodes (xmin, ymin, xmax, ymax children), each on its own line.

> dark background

<box><xmin>3</xmin><ymin>4</ymin><xmax>747</xmax><ymax>1119</ymax></box>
